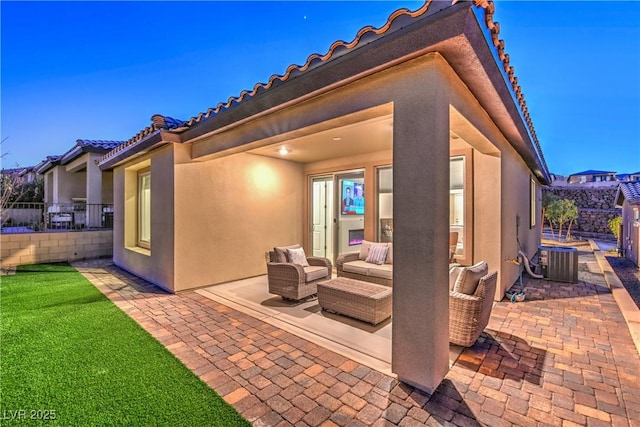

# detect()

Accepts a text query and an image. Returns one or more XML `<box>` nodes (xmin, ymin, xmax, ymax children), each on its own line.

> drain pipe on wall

<box><xmin>515</xmin><ymin>214</ymin><xmax>544</xmax><ymax>280</ymax></box>
<box><xmin>518</xmin><ymin>250</ymin><xmax>544</xmax><ymax>279</ymax></box>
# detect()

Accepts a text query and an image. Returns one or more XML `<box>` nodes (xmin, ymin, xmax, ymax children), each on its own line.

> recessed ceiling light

<box><xmin>332</xmin><ymin>137</ymin><xmax>341</xmax><ymax>141</ymax></box>
<box><xmin>279</xmin><ymin>147</ymin><xmax>289</xmax><ymax>155</ymax></box>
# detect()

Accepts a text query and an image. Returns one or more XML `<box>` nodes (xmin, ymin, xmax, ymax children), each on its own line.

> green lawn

<box><xmin>0</xmin><ymin>263</ymin><xmax>249</xmax><ymax>426</ymax></box>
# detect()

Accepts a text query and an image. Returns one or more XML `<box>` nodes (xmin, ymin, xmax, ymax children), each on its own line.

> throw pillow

<box><xmin>385</xmin><ymin>243</ymin><xmax>393</xmax><ymax>264</ymax></box>
<box><xmin>454</xmin><ymin>261</ymin><xmax>488</xmax><ymax>295</ymax></box>
<box><xmin>365</xmin><ymin>245</ymin><xmax>389</xmax><ymax>265</ymax></box>
<box><xmin>286</xmin><ymin>247</ymin><xmax>310</xmax><ymax>267</ymax></box>
<box><xmin>274</xmin><ymin>244</ymin><xmax>300</xmax><ymax>263</ymax></box>
<box><xmin>449</xmin><ymin>265</ymin><xmax>462</xmax><ymax>291</ymax></box>
<box><xmin>359</xmin><ymin>240</ymin><xmax>388</xmax><ymax>260</ymax></box>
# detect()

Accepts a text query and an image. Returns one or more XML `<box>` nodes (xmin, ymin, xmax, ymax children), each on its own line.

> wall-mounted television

<box><xmin>341</xmin><ymin>180</ymin><xmax>364</xmax><ymax>215</ymax></box>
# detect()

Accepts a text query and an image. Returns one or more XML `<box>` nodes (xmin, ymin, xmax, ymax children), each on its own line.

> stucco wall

<box><xmin>621</xmin><ymin>202</ymin><xmax>639</xmax><ymax>266</ymax></box>
<box><xmin>101</xmin><ymin>171</ymin><xmax>114</xmax><ymax>204</ymax></box>
<box><xmin>445</xmin><ymin>62</ymin><xmax>543</xmax><ymax>300</ymax></box>
<box><xmin>57</xmin><ymin>168</ymin><xmax>86</xmax><ymax>202</ymax></box>
<box><xmin>173</xmin><ymin>147</ymin><xmax>305</xmax><ymax>291</ymax></box>
<box><xmin>1</xmin><ymin>230</ymin><xmax>113</xmax><ymax>267</ymax></box>
<box><xmin>112</xmin><ymin>146</ymin><xmax>175</xmax><ymax>292</ymax></box>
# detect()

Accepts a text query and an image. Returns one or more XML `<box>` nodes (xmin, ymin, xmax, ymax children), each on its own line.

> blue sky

<box><xmin>1</xmin><ymin>1</ymin><xmax>639</xmax><ymax>177</ymax></box>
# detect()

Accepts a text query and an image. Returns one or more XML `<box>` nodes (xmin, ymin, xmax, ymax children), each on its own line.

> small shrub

<box><xmin>608</xmin><ymin>216</ymin><xmax>622</xmax><ymax>240</ymax></box>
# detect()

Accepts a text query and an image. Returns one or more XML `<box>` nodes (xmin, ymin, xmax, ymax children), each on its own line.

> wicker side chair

<box><xmin>449</xmin><ymin>269</ymin><xmax>498</xmax><ymax>347</ymax></box>
<box><xmin>266</xmin><ymin>250</ymin><xmax>332</xmax><ymax>301</ymax></box>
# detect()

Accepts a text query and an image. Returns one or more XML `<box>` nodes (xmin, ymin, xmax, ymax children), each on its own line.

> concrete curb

<box><xmin>589</xmin><ymin>239</ymin><xmax>640</xmax><ymax>357</ymax></box>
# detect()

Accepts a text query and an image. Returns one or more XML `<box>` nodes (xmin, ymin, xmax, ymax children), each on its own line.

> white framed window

<box><xmin>450</xmin><ymin>155</ymin><xmax>468</xmax><ymax>262</ymax></box>
<box><xmin>138</xmin><ymin>169</ymin><xmax>151</xmax><ymax>249</ymax></box>
<box><xmin>530</xmin><ymin>177</ymin><xmax>536</xmax><ymax>228</ymax></box>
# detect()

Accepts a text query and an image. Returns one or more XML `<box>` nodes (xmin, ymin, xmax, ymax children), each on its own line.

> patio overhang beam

<box><xmin>98</xmin><ymin>130</ymin><xmax>182</xmax><ymax>171</ymax></box>
<box><xmin>34</xmin><ymin>158</ymin><xmax>61</xmax><ymax>175</ymax></box>
<box><xmin>60</xmin><ymin>145</ymin><xmax>114</xmax><ymax>166</ymax></box>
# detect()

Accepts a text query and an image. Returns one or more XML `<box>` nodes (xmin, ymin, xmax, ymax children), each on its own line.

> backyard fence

<box><xmin>1</xmin><ymin>202</ymin><xmax>114</xmax><ymax>233</ymax></box>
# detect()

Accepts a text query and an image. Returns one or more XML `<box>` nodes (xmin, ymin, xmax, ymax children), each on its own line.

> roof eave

<box><xmin>98</xmin><ymin>130</ymin><xmax>181</xmax><ymax>171</ymax></box>
<box><xmin>35</xmin><ymin>159</ymin><xmax>60</xmax><ymax>174</ymax></box>
<box><xmin>179</xmin><ymin>3</ymin><xmax>550</xmax><ymax>184</ymax></box>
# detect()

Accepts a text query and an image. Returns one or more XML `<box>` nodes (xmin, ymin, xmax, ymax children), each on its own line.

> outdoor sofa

<box><xmin>336</xmin><ymin>240</ymin><xmax>393</xmax><ymax>287</ymax></box>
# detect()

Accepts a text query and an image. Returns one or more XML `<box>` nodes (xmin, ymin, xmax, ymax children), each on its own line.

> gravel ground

<box><xmin>606</xmin><ymin>255</ymin><xmax>640</xmax><ymax>309</ymax></box>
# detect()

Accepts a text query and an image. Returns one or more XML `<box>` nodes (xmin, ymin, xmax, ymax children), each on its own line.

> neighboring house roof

<box><xmin>34</xmin><ymin>156</ymin><xmax>62</xmax><ymax>174</ymax></box>
<box><xmin>616</xmin><ymin>181</ymin><xmax>640</xmax><ymax>206</ymax></box>
<box><xmin>60</xmin><ymin>139</ymin><xmax>124</xmax><ymax>165</ymax></box>
<box><xmin>1</xmin><ymin>166</ymin><xmax>31</xmax><ymax>175</ymax></box>
<box><xmin>99</xmin><ymin>0</ymin><xmax>550</xmax><ymax>183</ymax></box>
<box><xmin>34</xmin><ymin>140</ymin><xmax>124</xmax><ymax>175</ymax></box>
<box><xmin>568</xmin><ymin>170</ymin><xmax>616</xmax><ymax>177</ymax></box>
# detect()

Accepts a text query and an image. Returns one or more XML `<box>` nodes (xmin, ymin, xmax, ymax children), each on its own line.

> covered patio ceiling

<box><xmin>248</xmin><ymin>115</ymin><xmax>393</xmax><ymax>164</ymax></box>
<box><xmin>248</xmin><ymin>114</ymin><xmax>465</xmax><ymax>165</ymax></box>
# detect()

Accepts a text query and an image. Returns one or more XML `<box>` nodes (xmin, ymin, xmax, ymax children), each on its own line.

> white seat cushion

<box><xmin>343</xmin><ymin>260</ymin><xmax>393</xmax><ymax>280</ymax></box>
<box><xmin>367</xmin><ymin>264</ymin><xmax>393</xmax><ymax>280</ymax></box>
<box><xmin>304</xmin><ymin>266</ymin><xmax>329</xmax><ymax>282</ymax></box>
<box><xmin>342</xmin><ymin>260</ymin><xmax>371</xmax><ymax>276</ymax></box>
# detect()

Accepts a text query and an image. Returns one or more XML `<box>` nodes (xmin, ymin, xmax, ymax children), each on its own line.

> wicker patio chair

<box><xmin>449</xmin><ymin>267</ymin><xmax>498</xmax><ymax>347</ymax></box>
<box><xmin>266</xmin><ymin>248</ymin><xmax>332</xmax><ymax>301</ymax></box>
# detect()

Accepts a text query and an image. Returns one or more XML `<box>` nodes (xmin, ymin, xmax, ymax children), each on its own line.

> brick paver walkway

<box><xmin>74</xmin><ymin>249</ymin><xmax>640</xmax><ymax>426</ymax></box>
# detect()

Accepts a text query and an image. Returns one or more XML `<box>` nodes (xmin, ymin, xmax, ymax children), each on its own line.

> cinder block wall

<box><xmin>1</xmin><ymin>231</ymin><xmax>113</xmax><ymax>267</ymax></box>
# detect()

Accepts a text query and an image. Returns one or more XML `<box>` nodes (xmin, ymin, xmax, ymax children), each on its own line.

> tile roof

<box><xmin>618</xmin><ymin>181</ymin><xmax>640</xmax><ymax>205</ymax></box>
<box><xmin>0</xmin><ymin>167</ymin><xmax>28</xmax><ymax>175</ymax></box>
<box><xmin>569</xmin><ymin>170</ymin><xmax>617</xmax><ymax>176</ymax></box>
<box><xmin>34</xmin><ymin>155</ymin><xmax>62</xmax><ymax>174</ymax></box>
<box><xmin>99</xmin><ymin>0</ymin><xmax>548</xmax><ymax>177</ymax></box>
<box><xmin>60</xmin><ymin>139</ymin><xmax>127</xmax><ymax>166</ymax></box>
<box><xmin>75</xmin><ymin>140</ymin><xmax>123</xmax><ymax>150</ymax></box>
<box><xmin>98</xmin><ymin>115</ymin><xmax>186</xmax><ymax>164</ymax></box>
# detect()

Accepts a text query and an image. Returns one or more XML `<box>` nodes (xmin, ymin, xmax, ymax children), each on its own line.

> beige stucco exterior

<box><xmin>173</xmin><ymin>146</ymin><xmax>305</xmax><ymax>291</ymax></box>
<box><xmin>43</xmin><ymin>152</ymin><xmax>113</xmax><ymax>205</ymax></box>
<box><xmin>108</xmin><ymin>52</ymin><xmax>545</xmax><ymax>392</ymax></box>
<box><xmin>102</xmin><ymin>3</ymin><xmax>550</xmax><ymax>394</ymax></box>
<box><xmin>112</xmin><ymin>144</ymin><xmax>305</xmax><ymax>293</ymax></box>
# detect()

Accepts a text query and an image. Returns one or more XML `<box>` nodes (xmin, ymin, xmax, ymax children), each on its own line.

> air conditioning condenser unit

<box><xmin>538</xmin><ymin>246</ymin><xmax>578</xmax><ymax>283</ymax></box>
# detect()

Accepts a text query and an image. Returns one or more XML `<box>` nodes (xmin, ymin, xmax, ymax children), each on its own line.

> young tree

<box><xmin>544</xmin><ymin>198</ymin><xmax>579</xmax><ymax>241</ymax></box>
<box><xmin>542</xmin><ymin>192</ymin><xmax>558</xmax><ymax>239</ymax></box>
<box><xmin>1</xmin><ymin>137</ymin><xmax>42</xmax><ymax>227</ymax></box>
<box><xmin>558</xmin><ymin>199</ymin><xmax>578</xmax><ymax>241</ymax></box>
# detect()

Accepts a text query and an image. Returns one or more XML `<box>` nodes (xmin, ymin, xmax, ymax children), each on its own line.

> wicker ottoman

<box><xmin>317</xmin><ymin>277</ymin><xmax>392</xmax><ymax>325</ymax></box>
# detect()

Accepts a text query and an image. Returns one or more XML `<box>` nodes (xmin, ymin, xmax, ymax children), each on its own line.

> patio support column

<box><xmin>392</xmin><ymin>74</ymin><xmax>450</xmax><ymax>394</ymax></box>
<box><xmin>86</xmin><ymin>155</ymin><xmax>103</xmax><ymax>227</ymax></box>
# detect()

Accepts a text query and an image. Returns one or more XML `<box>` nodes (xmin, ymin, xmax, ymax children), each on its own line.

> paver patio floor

<box><xmin>73</xmin><ymin>247</ymin><xmax>640</xmax><ymax>426</ymax></box>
